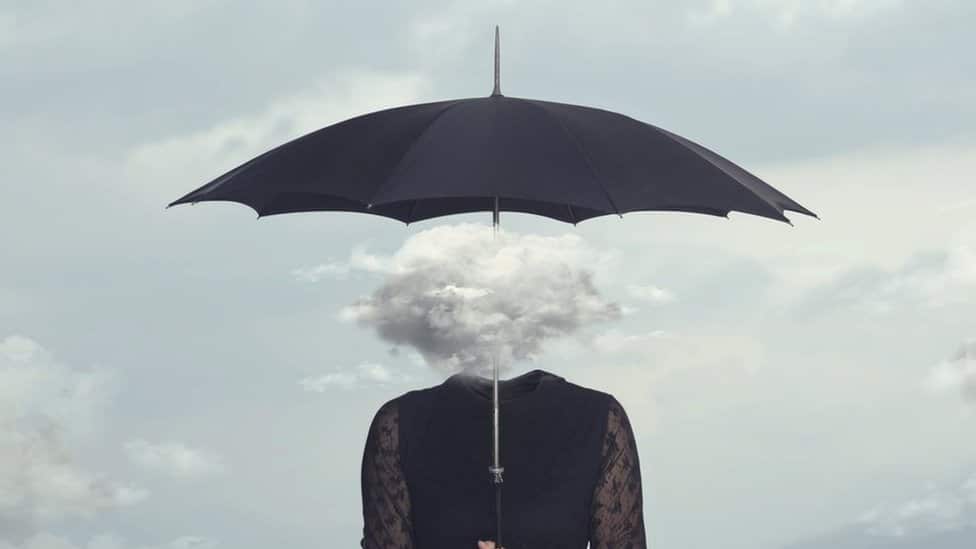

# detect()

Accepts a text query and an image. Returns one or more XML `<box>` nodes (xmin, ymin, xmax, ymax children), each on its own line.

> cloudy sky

<box><xmin>2</xmin><ymin>0</ymin><xmax>975</xmax><ymax>547</ymax></box>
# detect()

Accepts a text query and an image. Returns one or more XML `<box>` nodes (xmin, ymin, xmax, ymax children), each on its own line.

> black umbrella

<box><xmin>167</xmin><ymin>26</ymin><xmax>818</xmax><ymax>547</ymax></box>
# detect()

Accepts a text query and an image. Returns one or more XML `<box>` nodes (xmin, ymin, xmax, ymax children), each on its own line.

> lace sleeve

<box><xmin>360</xmin><ymin>400</ymin><xmax>415</xmax><ymax>549</ymax></box>
<box><xmin>589</xmin><ymin>396</ymin><xmax>648</xmax><ymax>549</ymax></box>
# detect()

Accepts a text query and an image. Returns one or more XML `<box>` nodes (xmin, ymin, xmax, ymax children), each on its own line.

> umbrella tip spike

<box><xmin>491</xmin><ymin>25</ymin><xmax>502</xmax><ymax>97</ymax></box>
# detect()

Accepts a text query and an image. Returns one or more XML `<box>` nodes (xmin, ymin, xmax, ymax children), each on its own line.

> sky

<box><xmin>2</xmin><ymin>0</ymin><xmax>975</xmax><ymax>547</ymax></box>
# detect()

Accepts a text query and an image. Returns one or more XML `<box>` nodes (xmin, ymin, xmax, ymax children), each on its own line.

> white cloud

<box><xmin>586</xmin><ymin>328</ymin><xmax>765</xmax><ymax>375</ymax></box>
<box><xmin>0</xmin><ymin>532</ymin><xmax>218</xmax><ymax>549</ymax></box>
<box><xmin>298</xmin><ymin>362</ymin><xmax>411</xmax><ymax>393</ymax></box>
<box><xmin>0</xmin><ymin>3</ymin><xmax>221</xmax><ymax>53</ymax></box>
<box><xmin>299</xmin><ymin>371</ymin><xmax>357</xmax><ymax>392</ymax></box>
<box><xmin>405</xmin><ymin>0</ymin><xmax>519</xmax><ymax>70</ymax></box>
<box><xmin>626</xmin><ymin>283</ymin><xmax>676</xmax><ymax>303</ymax></box>
<box><xmin>0</xmin><ymin>335</ymin><xmax>39</xmax><ymax>362</ymax></box>
<box><xmin>291</xmin><ymin>261</ymin><xmax>351</xmax><ymax>282</ymax></box>
<box><xmin>856</xmin><ymin>472</ymin><xmax>976</xmax><ymax>538</ymax></box>
<box><xmin>291</xmin><ymin>247</ymin><xmax>395</xmax><ymax>282</ymax></box>
<box><xmin>0</xmin><ymin>335</ymin><xmax>146</xmax><ymax>531</ymax></box>
<box><xmin>589</xmin><ymin>329</ymin><xmax>671</xmax><ymax>354</ymax></box>
<box><xmin>123</xmin><ymin>440</ymin><xmax>226</xmax><ymax>479</ymax></box>
<box><xmin>688</xmin><ymin>0</ymin><xmax>903</xmax><ymax>28</ymax></box>
<box><xmin>326</xmin><ymin>223</ymin><xmax>623</xmax><ymax>376</ymax></box>
<box><xmin>619</xmin><ymin>305</ymin><xmax>641</xmax><ymax>316</ymax></box>
<box><xmin>790</xmin><ymin>235</ymin><xmax>976</xmax><ymax>318</ymax></box>
<box><xmin>875</xmin><ymin>242</ymin><xmax>976</xmax><ymax>310</ymax></box>
<box><xmin>0</xmin><ymin>422</ymin><xmax>148</xmax><ymax>523</ymax></box>
<box><xmin>925</xmin><ymin>339</ymin><xmax>976</xmax><ymax>405</ymax></box>
<box><xmin>547</xmin><ymin>327</ymin><xmax>766</xmax><ymax>435</ymax></box>
<box><xmin>0</xmin><ymin>335</ymin><xmax>115</xmax><ymax>438</ymax></box>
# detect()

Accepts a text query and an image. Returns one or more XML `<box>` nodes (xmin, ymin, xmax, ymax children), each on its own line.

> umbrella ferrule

<box><xmin>491</xmin><ymin>25</ymin><xmax>503</xmax><ymax>97</ymax></box>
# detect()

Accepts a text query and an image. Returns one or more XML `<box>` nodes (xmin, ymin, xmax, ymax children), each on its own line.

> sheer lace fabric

<box><xmin>361</xmin><ymin>401</ymin><xmax>415</xmax><ymax>548</ymax></box>
<box><xmin>589</xmin><ymin>397</ymin><xmax>648</xmax><ymax>548</ymax></box>
<box><xmin>360</xmin><ymin>396</ymin><xmax>647</xmax><ymax>548</ymax></box>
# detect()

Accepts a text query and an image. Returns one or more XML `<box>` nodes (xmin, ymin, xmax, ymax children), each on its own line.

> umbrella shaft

<box><xmin>491</xmin><ymin>198</ymin><xmax>501</xmax><ymax>472</ymax></box>
<box><xmin>491</xmin><ymin>210</ymin><xmax>503</xmax><ymax>548</ymax></box>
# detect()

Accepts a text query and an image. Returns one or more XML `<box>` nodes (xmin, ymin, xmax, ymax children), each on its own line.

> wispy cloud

<box><xmin>626</xmin><ymin>283</ymin><xmax>677</xmax><ymax>303</ymax></box>
<box><xmin>781</xmin><ymin>471</ymin><xmax>976</xmax><ymax>548</ymax></box>
<box><xmin>298</xmin><ymin>363</ymin><xmax>411</xmax><ymax>393</ymax></box>
<box><xmin>926</xmin><ymin>339</ymin><xmax>976</xmax><ymax>405</ymax></box>
<box><xmin>0</xmin><ymin>335</ymin><xmax>146</xmax><ymax>533</ymax></box>
<box><xmin>291</xmin><ymin>247</ymin><xmax>394</xmax><ymax>282</ymax></box>
<box><xmin>688</xmin><ymin>0</ymin><xmax>904</xmax><ymax>29</ymax></box>
<box><xmin>123</xmin><ymin>440</ymin><xmax>227</xmax><ymax>479</ymax></box>
<box><xmin>585</xmin><ymin>328</ymin><xmax>765</xmax><ymax>375</ymax></box>
<box><xmin>0</xmin><ymin>532</ymin><xmax>219</xmax><ymax>549</ymax></box>
<box><xmin>792</xmin><ymin>239</ymin><xmax>976</xmax><ymax>318</ymax></box>
<box><xmin>856</xmin><ymin>473</ymin><xmax>976</xmax><ymax>538</ymax></box>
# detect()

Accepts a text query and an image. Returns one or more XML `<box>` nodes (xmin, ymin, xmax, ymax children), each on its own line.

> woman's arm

<box><xmin>361</xmin><ymin>400</ymin><xmax>416</xmax><ymax>549</ymax></box>
<box><xmin>589</xmin><ymin>396</ymin><xmax>648</xmax><ymax>548</ymax></box>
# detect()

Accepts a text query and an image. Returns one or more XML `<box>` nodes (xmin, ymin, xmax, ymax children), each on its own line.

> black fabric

<box><xmin>168</xmin><ymin>96</ymin><xmax>817</xmax><ymax>226</ymax></box>
<box><xmin>360</xmin><ymin>369</ymin><xmax>647</xmax><ymax>548</ymax></box>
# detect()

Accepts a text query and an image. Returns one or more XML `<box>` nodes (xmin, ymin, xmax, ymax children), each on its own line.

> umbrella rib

<box><xmin>641</xmin><ymin>124</ymin><xmax>791</xmax><ymax>223</ymax></box>
<box><xmin>366</xmin><ymin>101</ymin><xmax>467</xmax><ymax>207</ymax></box>
<box><xmin>406</xmin><ymin>199</ymin><xmax>418</xmax><ymax>224</ymax></box>
<box><xmin>168</xmin><ymin>146</ymin><xmax>275</xmax><ymax>207</ymax></box>
<box><xmin>520</xmin><ymin>99</ymin><xmax>622</xmax><ymax>217</ymax></box>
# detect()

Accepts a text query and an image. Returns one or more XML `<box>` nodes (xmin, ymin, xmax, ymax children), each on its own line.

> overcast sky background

<box><xmin>2</xmin><ymin>1</ymin><xmax>976</xmax><ymax>548</ymax></box>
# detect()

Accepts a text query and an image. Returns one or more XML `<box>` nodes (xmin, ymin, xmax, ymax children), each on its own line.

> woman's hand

<box><xmin>477</xmin><ymin>540</ymin><xmax>503</xmax><ymax>549</ymax></box>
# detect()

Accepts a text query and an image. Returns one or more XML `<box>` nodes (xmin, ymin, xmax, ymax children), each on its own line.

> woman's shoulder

<box><xmin>368</xmin><ymin>384</ymin><xmax>440</xmax><ymax>432</ymax></box>
<box><xmin>377</xmin><ymin>383</ymin><xmax>440</xmax><ymax>410</ymax></box>
<box><xmin>559</xmin><ymin>377</ymin><xmax>620</xmax><ymax>408</ymax></box>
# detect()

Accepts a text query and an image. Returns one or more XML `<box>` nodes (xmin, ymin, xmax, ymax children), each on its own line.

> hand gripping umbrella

<box><xmin>167</xmin><ymin>27</ymin><xmax>818</xmax><ymax>547</ymax></box>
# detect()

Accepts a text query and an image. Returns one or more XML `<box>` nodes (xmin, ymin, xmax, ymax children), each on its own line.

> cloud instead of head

<box><xmin>311</xmin><ymin>223</ymin><xmax>623</xmax><ymax>376</ymax></box>
<box><xmin>0</xmin><ymin>335</ymin><xmax>146</xmax><ymax>535</ymax></box>
<box><xmin>123</xmin><ymin>440</ymin><xmax>227</xmax><ymax>480</ymax></box>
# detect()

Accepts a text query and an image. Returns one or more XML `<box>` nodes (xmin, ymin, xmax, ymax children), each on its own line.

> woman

<box><xmin>360</xmin><ymin>368</ymin><xmax>647</xmax><ymax>548</ymax></box>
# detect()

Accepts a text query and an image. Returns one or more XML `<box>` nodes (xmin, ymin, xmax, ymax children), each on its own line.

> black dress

<box><xmin>360</xmin><ymin>368</ymin><xmax>647</xmax><ymax>549</ymax></box>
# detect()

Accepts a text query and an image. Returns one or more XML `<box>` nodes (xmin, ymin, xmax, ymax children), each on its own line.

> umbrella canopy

<box><xmin>167</xmin><ymin>38</ymin><xmax>817</xmax><ymax>227</ymax></box>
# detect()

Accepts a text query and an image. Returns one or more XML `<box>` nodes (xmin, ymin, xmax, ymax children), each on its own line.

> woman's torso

<box><xmin>395</xmin><ymin>369</ymin><xmax>614</xmax><ymax>548</ymax></box>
